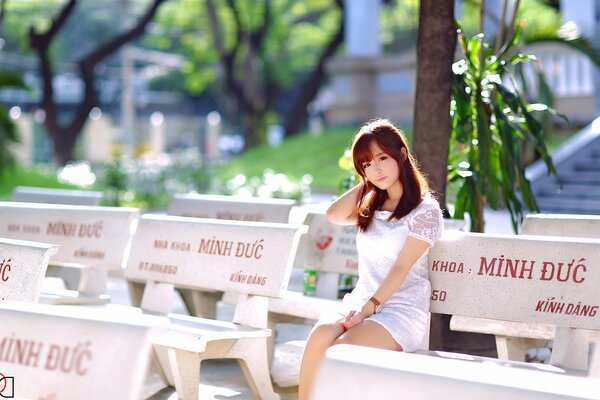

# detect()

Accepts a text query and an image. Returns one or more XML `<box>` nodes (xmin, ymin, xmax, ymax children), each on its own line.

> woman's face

<box><xmin>361</xmin><ymin>141</ymin><xmax>400</xmax><ymax>191</ymax></box>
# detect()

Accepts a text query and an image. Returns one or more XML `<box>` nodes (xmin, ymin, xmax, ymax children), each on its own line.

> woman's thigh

<box><xmin>307</xmin><ymin>319</ymin><xmax>346</xmax><ymax>346</ymax></box>
<box><xmin>335</xmin><ymin>320</ymin><xmax>403</xmax><ymax>351</ymax></box>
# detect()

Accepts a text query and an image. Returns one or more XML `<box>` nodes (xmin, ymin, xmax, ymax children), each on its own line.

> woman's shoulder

<box><xmin>413</xmin><ymin>192</ymin><xmax>442</xmax><ymax>214</ymax></box>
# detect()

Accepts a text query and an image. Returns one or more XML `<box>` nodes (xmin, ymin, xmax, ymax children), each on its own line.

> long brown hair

<box><xmin>352</xmin><ymin>119</ymin><xmax>429</xmax><ymax>231</ymax></box>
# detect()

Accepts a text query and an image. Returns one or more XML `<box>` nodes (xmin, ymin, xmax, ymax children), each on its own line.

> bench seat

<box><xmin>311</xmin><ymin>344</ymin><xmax>597</xmax><ymax>400</ymax></box>
<box><xmin>224</xmin><ymin>290</ymin><xmax>340</xmax><ymax>322</ymax></box>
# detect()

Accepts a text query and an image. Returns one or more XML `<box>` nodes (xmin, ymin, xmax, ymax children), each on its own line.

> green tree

<box><xmin>0</xmin><ymin>1</ymin><xmax>27</xmax><ymax>179</ymax></box>
<box><xmin>151</xmin><ymin>0</ymin><xmax>345</xmax><ymax>149</ymax></box>
<box><xmin>0</xmin><ymin>71</ymin><xmax>26</xmax><ymax>179</ymax></box>
<box><xmin>23</xmin><ymin>0</ymin><xmax>167</xmax><ymax>164</ymax></box>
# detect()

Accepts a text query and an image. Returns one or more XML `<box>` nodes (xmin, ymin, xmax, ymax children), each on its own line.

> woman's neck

<box><xmin>382</xmin><ymin>181</ymin><xmax>403</xmax><ymax>211</ymax></box>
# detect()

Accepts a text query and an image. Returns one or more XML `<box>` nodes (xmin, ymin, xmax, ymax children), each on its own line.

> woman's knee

<box><xmin>332</xmin><ymin>333</ymin><xmax>354</xmax><ymax>347</ymax></box>
<box><xmin>307</xmin><ymin>323</ymin><xmax>342</xmax><ymax>347</ymax></box>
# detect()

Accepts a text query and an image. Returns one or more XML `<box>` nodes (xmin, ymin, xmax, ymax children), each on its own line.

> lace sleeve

<box><xmin>408</xmin><ymin>204</ymin><xmax>443</xmax><ymax>246</ymax></box>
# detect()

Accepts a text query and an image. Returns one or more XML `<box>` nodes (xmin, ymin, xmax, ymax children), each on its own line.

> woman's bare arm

<box><xmin>342</xmin><ymin>236</ymin><xmax>431</xmax><ymax>328</ymax></box>
<box><xmin>325</xmin><ymin>183</ymin><xmax>362</xmax><ymax>225</ymax></box>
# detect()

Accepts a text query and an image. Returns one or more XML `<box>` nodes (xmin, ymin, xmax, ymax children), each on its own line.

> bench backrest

<box><xmin>294</xmin><ymin>212</ymin><xmax>468</xmax><ymax>298</ymax></box>
<box><xmin>295</xmin><ymin>213</ymin><xmax>469</xmax><ymax>275</ymax></box>
<box><xmin>0</xmin><ymin>238</ymin><xmax>58</xmax><ymax>302</ymax></box>
<box><xmin>294</xmin><ymin>212</ymin><xmax>359</xmax><ymax>275</ymax></box>
<box><xmin>124</xmin><ymin>215</ymin><xmax>307</xmax><ymax>303</ymax></box>
<box><xmin>11</xmin><ymin>186</ymin><xmax>103</xmax><ymax>206</ymax></box>
<box><xmin>167</xmin><ymin>193</ymin><xmax>296</xmax><ymax>223</ymax></box>
<box><xmin>428</xmin><ymin>231</ymin><xmax>600</xmax><ymax>330</ymax></box>
<box><xmin>0</xmin><ymin>301</ymin><xmax>165</xmax><ymax>400</ymax></box>
<box><xmin>521</xmin><ymin>213</ymin><xmax>600</xmax><ymax>238</ymax></box>
<box><xmin>0</xmin><ymin>202</ymin><xmax>138</xmax><ymax>270</ymax></box>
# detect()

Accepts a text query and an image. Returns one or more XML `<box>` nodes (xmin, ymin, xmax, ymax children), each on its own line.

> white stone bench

<box><xmin>168</xmin><ymin>193</ymin><xmax>296</xmax><ymax>222</ymax></box>
<box><xmin>0</xmin><ymin>238</ymin><xmax>58</xmax><ymax>302</ymax></box>
<box><xmin>311</xmin><ymin>343</ymin><xmax>599</xmax><ymax>400</ymax></box>
<box><xmin>127</xmin><ymin>193</ymin><xmax>297</xmax><ymax>318</ymax></box>
<box><xmin>0</xmin><ymin>300</ymin><xmax>166</xmax><ymax>400</ymax></box>
<box><xmin>123</xmin><ymin>214</ymin><xmax>307</xmax><ymax>400</ymax></box>
<box><xmin>274</xmin><ymin>230</ymin><xmax>600</xmax><ymax>387</ymax></box>
<box><xmin>450</xmin><ymin>213</ymin><xmax>600</xmax><ymax>363</ymax></box>
<box><xmin>0</xmin><ymin>202</ymin><xmax>138</xmax><ymax>304</ymax></box>
<box><xmin>224</xmin><ymin>211</ymin><xmax>358</xmax><ymax>386</ymax></box>
<box><xmin>11</xmin><ymin>186</ymin><xmax>103</xmax><ymax>206</ymax></box>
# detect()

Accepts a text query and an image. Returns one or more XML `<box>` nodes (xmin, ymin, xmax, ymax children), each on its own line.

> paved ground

<box><xmin>106</xmin><ymin>200</ymin><xmax>517</xmax><ymax>400</ymax></box>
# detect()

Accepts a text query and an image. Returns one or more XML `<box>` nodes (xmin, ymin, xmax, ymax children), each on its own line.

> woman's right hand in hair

<box><xmin>325</xmin><ymin>182</ymin><xmax>362</xmax><ymax>225</ymax></box>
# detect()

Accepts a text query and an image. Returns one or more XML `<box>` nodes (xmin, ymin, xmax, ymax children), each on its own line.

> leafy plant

<box><xmin>448</xmin><ymin>20</ymin><xmax>559</xmax><ymax>233</ymax></box>
<box><xmin>93</xmin><ymin>149</ymin><xmax>216</xmax><ymax>210</ymax></box>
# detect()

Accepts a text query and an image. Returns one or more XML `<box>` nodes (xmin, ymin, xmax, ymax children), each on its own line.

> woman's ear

<box><xmin>400</xmin><ymin>147</ymin><xmax>408</xmax><ymax>162</ymax></box>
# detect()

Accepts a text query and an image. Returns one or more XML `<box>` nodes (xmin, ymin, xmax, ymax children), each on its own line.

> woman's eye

<box><xmin>379</xmin><ymin>156</ymin><xmax>387</xmax><ymax>161</ymax></box>
<box><xmin>363</xmin><ymin>163</ymin><xmax>371</xmax><ymax>169</ymax></box>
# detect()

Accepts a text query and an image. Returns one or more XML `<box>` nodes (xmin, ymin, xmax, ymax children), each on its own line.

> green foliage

<box><xmin>221</xmin><ymin>169</ymin><xmax>312</xmax><ymax>200</ymax></box>
<box><xmin>93</xmin><ymin>149</ymin><xmax>215</xmax><ymax>210</ymax></box>
<box><xmin>0</xmin><ymin>164</ymin><xmax>80</xmax><ymax>200</ymax></box>
<box><xmin>337</xmin><ymin>148</ymin><xmax>358</xmax><ymax>195</ymax></box>
<box><xmin>449</xmin><ymin>21</ymin><xmax>559</xmax><ymax>232</ymax></box>
<box><xmin>148</xmin><ymin>0</ymin><xmax>341</xmax><ymax>96</ymax></box>
<box><xmin>216</xmin><ymin>126</ymin><xmax>360</xmax><ymax>191</ymax></box>
<box><xmin>380</xmin><ymin>0</ymin><xmax>419</xmax><ymax>53</ymax></box>
<box><xmin>0</xmin><ymin>70</ymin><xmax>27</xmax><ymax>180</ymax></box>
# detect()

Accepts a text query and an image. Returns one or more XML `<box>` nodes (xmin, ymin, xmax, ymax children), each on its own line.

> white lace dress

<box><xmin>341</xmin><ymin>194</ymin><xmax>443</xmax><ymax>351</ymax></box>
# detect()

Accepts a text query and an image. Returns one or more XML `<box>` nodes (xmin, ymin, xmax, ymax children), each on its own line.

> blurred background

<box><xmin>0</xmin><ymin>0</ymin><xmax>598</xmax><ymax>213</ymax></box>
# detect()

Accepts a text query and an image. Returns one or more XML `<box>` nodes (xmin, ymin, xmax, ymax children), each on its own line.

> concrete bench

<box><xmin>0</xmin><ymin>300</ymin><xmax>166</xmax><ymax>400</ymax></box>
<box><xmin>123</xmin><ymin>214</ymin><xmax>307</xmax><ymax>400</ymax></box>
<box><xmin>128</xmin><ymin>193</ymin><xmax>297</xmax><ymax>318</ymax></box>
<box><xmin>167</xmin><ymin>193</ymin><xmax>296</xmax><ymax>222</ymax></box>
<box><xmin>450</xmin><ymin>213</ymin><xmax>600</xmax><ymax>362</ymax></box>
<box><xmin>0</xmin><ymin>202</ymin><xmax>138</xmax><ymax>304</ymax></box>
<box><xmin>275</xmin><ymin>230</ymin><xmax>600</xmax><ymax>388</ymax></box>
<box><xmin>311</xmin><ymin>343</ymin><xmax>599</xmax><ymax>400</ymax></box>
<box><xmin>309</xmin><ymin>229</ymin><xmax>600</xmax><ymax>398</ymax></box>
<box><xmin>0</xmin><ymin>238</ymin><xmax>58</xmax><ymax>302</ymax></box>
<box><xmin>11</xmin><ymin>186</ymin><xmax>103</xmax><ymax>206</ymax></box>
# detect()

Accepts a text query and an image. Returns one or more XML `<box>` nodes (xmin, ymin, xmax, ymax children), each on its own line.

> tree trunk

<box><xmin>413</xmin><ymin>0</ymin><xmax>496</xmax><ymax>355</ymax></box>
<box><xmin>412</xmin><ymin>0</ymin><xmax>455</xmax><ymax>216</ymax></box>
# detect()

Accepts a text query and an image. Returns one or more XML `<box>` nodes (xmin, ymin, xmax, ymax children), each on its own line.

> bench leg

<box><xmin>495</xmin><ymin>336</ymin><xmax>547</xmax><ymax>361</ymax></box>
<box><xmin>550</xmin><ymin>327</ymin><xmax>590</xmax><ymax>370</ymax></box>
<box><xmin>234</xmin><ymin>338</ymin><xmax>280</xmax><ymax>400</ymax></box>
<box><xmin>46</xmin><ymin>265</ymin><xmax>81</xmax><ymax>290</ymax></box>
<box><xmin>153</xmin><ymin>345</ymin><xmax>175</xmax><ymax>387</ymax></box>
<box><xmin>178</xmin><ymin>289</ymin><xmax>222</xmax><ymax>319</ymax></box>
<box><xmin>168</xmin><ymin>348</ymin><xmax>202</xmax><ymax>400</ymax></box>
<box><xmin>127</xmin><ymin>281</ymin><xmax>145</xmax><ymax>307</ymax></box>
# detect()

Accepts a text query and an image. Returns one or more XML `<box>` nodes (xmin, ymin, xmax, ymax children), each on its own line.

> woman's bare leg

<box><xmin>298</xmin><ymin>322</ymin><xmax>345</xmax><ymax>400</ymax></box>
<box><xmin>333</xmin><ymin>320</ymin><xmax>403</xmax><ymax>351</ymax></box>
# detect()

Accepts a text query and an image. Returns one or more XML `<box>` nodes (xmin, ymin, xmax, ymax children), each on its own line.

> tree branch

<box><xmin>29</xmin><ymin>0</ymin><xmax>77</xmax><ymax>50</ymax></box>
<box><xmin>283</xmin><ymin>0</ymin><xmax>345</xmax><ymax>135</ymax></box>
<box><xmin>80</xmin><ymin>0</ymin><xmax>167</xmax><ymax>69</ymax></box>
<box><xmin>207</xmin><ymin>0</ymin><xmax>254</xmax><ymax>113</ymax></box>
